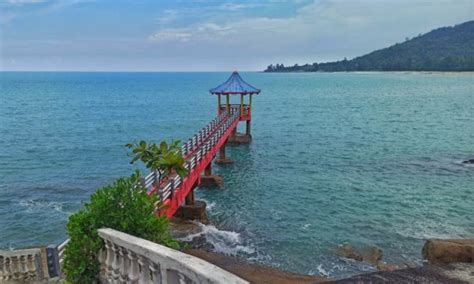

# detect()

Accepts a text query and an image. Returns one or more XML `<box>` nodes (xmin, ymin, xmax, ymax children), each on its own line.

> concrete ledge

<box><xmin>98</xmin><ymin>228</ymin><xmax>248</xmax><ymax>284</ymax></box>
<box><xmin>227</xmin><ymin>133</ymin><xmax>251</xmax><ymax>145</ymax></box>
<box><xmin>174</xmin><ymin>200</ymin><xmax>209</xmax><ymax>224</ymax></box>
<box><xmin>422</xmin><ymin>239</ymin><xmax>474</xmax><ymax>265</ymax></box>
<box><xmin>200</xmin><ymin>175</ymin><xmax>223</xmax><ymax>188</ymax></box>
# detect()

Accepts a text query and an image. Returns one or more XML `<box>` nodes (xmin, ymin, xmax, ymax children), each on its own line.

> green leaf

<box><xmin>64</xmin><ymin>173</ymin><xmax>179</xmax><ymax>283</ymax></box>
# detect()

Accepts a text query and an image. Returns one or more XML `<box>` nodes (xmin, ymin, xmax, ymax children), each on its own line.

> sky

<box><xmin>0</xmin><ymin>0</ymin><xmax>472</xmax><ymax>71</ymax></box>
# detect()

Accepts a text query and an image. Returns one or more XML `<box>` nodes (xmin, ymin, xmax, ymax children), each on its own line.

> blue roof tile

<box><xmin>210</xmin><ymin>71</ymin><xmax>260</xmax><ymax>95</ymax></box>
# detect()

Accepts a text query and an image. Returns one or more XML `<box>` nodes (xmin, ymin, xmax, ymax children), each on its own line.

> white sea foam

<box><xmin>314</xmin><ymin>264</ymin><xmax>330</xmax><ymax>277</ymax></box>
<box><xmin>178</xmin><ymin>222</ymin><xmax>256</xmax><ymax>256</ymax></box>
<box><xmin>396</xmin><ymin>220</ymin><xmax>471</xmax><ymax>240</ymax></box>
<box><xmin>19</xmin><ymin>199</ymin><xmax>66</xmax><ymax>214</ymax></box>
<box><xmin>311</xmin><ymin>260</ymin><xmax>374</xmax><ymax>279</ymax></box>
<box><xmin>196</xmin><ymin>197</ymin><xmax>216</xmax><ymax>212</ymax></box>
<box><xmin>206</xmin><ymin>201</ymin><xmax>216</xmax><ymax>211</ymax></box>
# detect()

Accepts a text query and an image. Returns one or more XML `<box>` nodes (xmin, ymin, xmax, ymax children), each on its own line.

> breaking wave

<box><xmin>178</xmin><ymin>222</ymin><xmax>256</xmax><ymax>256</ymax></box>
<box><xmin>19</xmin><ymin>199</ymin><xmax>68</xmax><ymax>214</ymax></box>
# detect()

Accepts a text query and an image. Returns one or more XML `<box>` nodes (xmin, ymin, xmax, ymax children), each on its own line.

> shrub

<box><xmin>63</xmin><ymin>172</ymin><xmax>179</xmax><ymax>283</ymax></box>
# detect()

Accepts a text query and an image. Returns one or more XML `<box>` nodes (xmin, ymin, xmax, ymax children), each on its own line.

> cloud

<box><xmin>149</xmin><ymin>22</ymin><xmax>235</xmax><ymax>42</ymax></box>
<box><xmin>148</xmin><ymin>30</ymin><xmax>192</xmax><ymax>42</ymax></box>
<box><xmin>1</xmin><ymin>0</ymin><xmax>89</xmax><ymax>23</ymax></box>
<box><xmin>5</xmin><ymin>0</ymin><xmax>46</xmax><ymax>4</ymax></box>
<box><xmin>156</xmin><ymin>9</ymin><xmax>179</xmax><ymax>25</ymax></box>
<box><xmin>147</xmin><ymin>0</ymin><xmax>474</xmax><ymax>63</ymax></box>
<box><xmin>2</xmin><ymin>0</ymin><xmax>473</xmax><ymax>71</ymax></box>
<box><xmin>217</xmin><ymin>3</ymin><xmax>260</xmax><ymax>11</ymax></box>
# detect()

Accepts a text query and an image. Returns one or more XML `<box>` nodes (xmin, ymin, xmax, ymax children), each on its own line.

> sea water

<box><xmin>0</xmin><ymin>72</ymin><xmax>473</xmax><ymax>278</ymax></box>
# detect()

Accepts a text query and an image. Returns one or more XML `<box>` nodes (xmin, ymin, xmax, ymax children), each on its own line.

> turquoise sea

<box><xmin>0</xmin><ymin>72</ymin><xmax>473</xmax><ymax>278</ymax></box>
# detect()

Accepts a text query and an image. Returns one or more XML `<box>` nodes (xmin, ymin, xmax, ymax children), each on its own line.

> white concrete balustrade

<box><xmin>0</xmin><ymin>248</ymin><xmax>44</xmax><ymax>281</ymax></box>
<box><xmin>98</xmin><ymin>228</ymin><xmax>249</xmax><ymax>284</ymax></box>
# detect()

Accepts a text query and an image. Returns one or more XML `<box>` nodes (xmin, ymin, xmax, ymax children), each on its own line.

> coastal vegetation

<box><xmin>265</xmin><ymin>21</ymin><xmax>474</xmax><ymax>72</ymax></box>
<box><xmin>63</xmin><ymin>139</ymin><xmax>188</xmax><ymax>283</ymax></box>
<box><xmin>63</xmin><ymin>172</ymin><xmax>179</xmax><ymax>283</ymax></box>
<box><xmin>63</xmin><ymin>139</ymin><xmax>189</xmax><ymax>282</ymax></box>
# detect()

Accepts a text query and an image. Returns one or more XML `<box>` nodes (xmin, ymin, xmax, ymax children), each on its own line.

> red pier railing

<box><xmin>144</xmin><ymin>107</ymin><xmax>241</xmax><ymax>218</ymax></box>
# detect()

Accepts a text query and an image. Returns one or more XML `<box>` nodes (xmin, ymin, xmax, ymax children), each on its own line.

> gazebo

<box><xmin>209</xmin><ymin>71</ymin><xmax>260</xmax><ymax>137</ymax></box>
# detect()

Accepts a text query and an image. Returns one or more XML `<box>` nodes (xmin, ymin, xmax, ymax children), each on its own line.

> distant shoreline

<box><xmin>264</xmin><ymin>21</ymin><xmax>474</xmax><ymax>74</ymax></box>
<box><xmin>0</xmin><ymin>70</ymin><xmax>472</xmax><ymax>74</ymax></box>
<box><xmin>262</xmin><ymin>71</ymin><xmax>474</xmax><ymax>75</ymax></box>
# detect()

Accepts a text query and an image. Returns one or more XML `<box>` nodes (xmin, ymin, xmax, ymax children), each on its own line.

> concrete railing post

<box><xmin>98</xmin><ymin>228</ymin><xmax>248</xmax><ymax>284</ymax></box>
<box><xmin>0</xmin><ymin>248</ymin><xmax>44</xmax><ymax>281</ymax></box>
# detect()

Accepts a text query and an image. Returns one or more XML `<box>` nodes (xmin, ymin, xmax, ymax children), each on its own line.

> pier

<box><xmin>143</xmin><ymin>71</ymin><xmax>260</xmax><ymax>219</ymax></box>
<box><xmin>0</xmin><ymin>72</ymin><xmax>261</xmax><ymax>283</ymax></box>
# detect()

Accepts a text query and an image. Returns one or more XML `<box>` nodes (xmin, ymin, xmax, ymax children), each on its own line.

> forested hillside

<box><xmin>265</xmin><ymin>21</ymin><xmax>474</xmax><ymax>72</ymax></box>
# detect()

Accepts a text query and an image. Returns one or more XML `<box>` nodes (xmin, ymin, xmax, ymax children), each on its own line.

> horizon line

<box><xmin>0</xmin><ymin>70</ymin><xmax>262</xmax><ymax>73</ymax></box>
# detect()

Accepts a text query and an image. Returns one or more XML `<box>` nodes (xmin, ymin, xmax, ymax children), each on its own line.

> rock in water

<box><xmin>362</xmin><ymin>246</ymin><xmax>383</xmax><ymax>265</ymax></box>
<box><xmin>377</xmin><ymin>262</ymin><xmax>401</xmax><ymax>271</ymax></box>
<box><xmin>336</xmin><ymin>243</ymin><xmax>363</xmax><ymax>261</ymax></box>
<box><xmin>422</xmin><ymin>239</ymin><xmax>474</xmax><ymax>264</ymax></box>
<box><xmin>462</xmin><ymin>158</ymin><xmax>474</xmax><ymax>164</ymax></box>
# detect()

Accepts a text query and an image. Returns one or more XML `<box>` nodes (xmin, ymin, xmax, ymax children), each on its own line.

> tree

<box><xmin>63</xmin><ymin>172</ymin><xmax>179</xmax><ymax>283</ymax></box>
<box><xmin>126</xmin><ymin>140</ymin><xmax>188</xmax><ymax>182</ymax></box>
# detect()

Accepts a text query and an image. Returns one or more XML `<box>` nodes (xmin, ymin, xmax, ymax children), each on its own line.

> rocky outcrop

<box><xmin>362</xmin><ymin>247</ymin><xmax>383</xmax><ymax>265</ymax></box>
<box><xmin>336</xmin><ymin>244</ymin><xmax>385</xmax><ymax>265</ymax></box>
<box><xmin>184</xmin><ymin>249</ymin><xmax>329</xmax><ymax>283</ymax></box>
<box><xmin>422</xmin><ymin>239</ymin><xmax>474</xmax><ymax>264</ymax></box>
<box><xmin>376</xmin><ymin>262</ymin><xmax>402</xmax><ymax>272</ymax></box>
<box><xmin>334</xmin><ymin>263</ymin><xmax>474</xmax><ymax>284</ymax></box>
<box><xmin>336</xmin><ymin>243</ymin><xmax>404</xmax><ymax>271</ymax></box>
<box><xmin>336</xmin><ymin>244</ymin><xmax>363</xmax><ymax>262</ymax></box>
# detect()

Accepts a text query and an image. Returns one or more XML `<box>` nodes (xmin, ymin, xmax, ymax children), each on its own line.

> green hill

<box><xmin>265</xmin><ymin>21</ymin><xmax>474</xmax><ymax>72</ymax></box>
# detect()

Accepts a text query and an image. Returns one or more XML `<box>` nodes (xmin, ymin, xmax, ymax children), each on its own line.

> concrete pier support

<box><xmin>226</xmin><ymin>121</ymin><xmax>251</xmax><ymax>145</ymax></box>
<box><xmin>204</xmin><ymin>163</ymin><xmax>212</xmax><ymax>176</ymax></box>
<box><xmin>200</xmin><ymin>175</ymin><xmax>224</xmax><ymax>187</ymax></box>
<box><xmin>175</xmin><ymin>200</ymin><xmax>209</xmax><ymax>224</ymax></box>
<box><xmin>174</xmin><ymin>182</ymin><xmax>208</xmax><ymax>223</ymax></box>
<box><xmin>227</xmin><ymin>132</ymin><xmax>251</xmax><ymax>145</ymax></box>
<box><xmin>215</xmin><ymin>143</ymin><xmax>233</xmax><ymax>164</ymax></box>
<box><xmin>200</xmin><ymin>164</ymin><xmax>223</xmax><ymax>187</ymax></box>
<box><xmin>185</xmin><ymin>188</ymin><xmax>195</xmax><ymax>205</ymax></box>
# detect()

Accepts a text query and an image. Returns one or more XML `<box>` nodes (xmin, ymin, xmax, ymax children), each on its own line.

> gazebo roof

<box><xmin>210</xmin><ymin>71</ymin><xmax>261</xmax><ymax>95</ymax></box>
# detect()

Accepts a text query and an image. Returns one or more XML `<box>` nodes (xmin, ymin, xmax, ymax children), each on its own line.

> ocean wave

<box><xmin>19</xmin><ymin>199</ymin><xmax>68</xmax><ymax>214</ymax></box>
<box><xmin>314</xmin><ymin>264</ymin><xmax>330</xmax><ymax>277</ymax></box>
<box><xmin>395</xmin><ymin>220</ymin><xmax>472</xmax><ymax>240</ymax></box>
<box><xmin>178</xmin><ymin>222</ymin><xmax>256</xmax><ymax>256</ymax></box>
<box><xmin>311</xmin><ymin>260</ymin><xmax>376</xmax><ymax>279</ymax></box>
<box><xmin>194</xmin><ymin>197</ymin><xmax>216</xmax><ymax>212</ymax></box>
